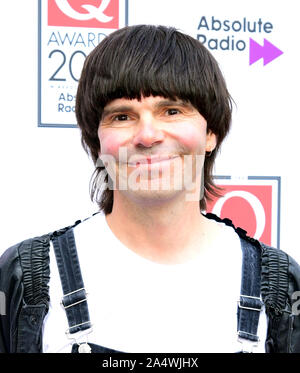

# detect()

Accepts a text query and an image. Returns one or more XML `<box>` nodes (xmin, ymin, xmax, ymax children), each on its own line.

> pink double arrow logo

<box><xmin>249</xmin><ymin>38</ymin><xmax>283</xmax><ymax>66</ymax></box>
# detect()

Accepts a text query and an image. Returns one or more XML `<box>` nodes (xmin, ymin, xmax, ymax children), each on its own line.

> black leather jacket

<box><xmin>1</xmin><ymin>215</ymin><xmax>300</xmax><ymax>353</ymax></box>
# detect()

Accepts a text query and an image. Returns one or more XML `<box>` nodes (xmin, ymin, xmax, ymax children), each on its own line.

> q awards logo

<box><xmin>196</xmin><ymin>16</ymin><xmax>283</xmax><ymax>66</ymax></box>
<box><xmin>205</xmin><ymin>176</ymin><xmax>281</xmax><ymax>248</ymax></box>
<box><xmin>38</xmin><ymin>0</ymin><xmax>128</xmax><ymax>127</ymax></box>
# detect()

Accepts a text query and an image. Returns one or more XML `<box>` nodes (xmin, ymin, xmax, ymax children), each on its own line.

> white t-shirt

<box><xmin>42</xmin><ymin>212</ymin><xmax>267</xmax><ymax>353</ymax></box>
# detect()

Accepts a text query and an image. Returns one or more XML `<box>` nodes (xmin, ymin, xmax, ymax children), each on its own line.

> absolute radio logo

<box><xmin>205</xmin><ymin>176</ymin><xmax>281</xmax><ymax>248</ymax></box>
<box><xmin>38</xmin><ymin>0</ymin><xmax>128</xmax><ymax>127</ymax></box>
<box><xmin>196</xmin><ymin>16</ymin><xmax>283</xmax><ymax>66</ymax></box>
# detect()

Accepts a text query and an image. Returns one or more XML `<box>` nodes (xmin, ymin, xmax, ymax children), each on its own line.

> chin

<box><xmin>123</xmin><ymin>187</ymin><xmax>184</xmax><ymax>206</ymax></box>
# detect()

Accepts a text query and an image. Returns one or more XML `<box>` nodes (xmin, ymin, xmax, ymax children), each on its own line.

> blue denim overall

<box><xmin>52</xmin><ymin>225</ymin><xmax>263</xmax><ymax>353</ymax></box>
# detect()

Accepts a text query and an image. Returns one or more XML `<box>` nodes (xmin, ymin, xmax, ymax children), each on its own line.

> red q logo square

<box><xmin>48</xmin><ymin>0</ymin><xmax>119</xmax><ymax>29</ymax></box>
<box><xmin>205</xmin><ymin>181</ymin><xmax>280</xmax><ymax>247</ymax></box>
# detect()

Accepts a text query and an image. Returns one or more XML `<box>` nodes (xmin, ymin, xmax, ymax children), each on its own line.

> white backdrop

<box><xmin>0</xmin><ymin>0</ymin><xmax>299</xmax><ymax>261</ymax></box>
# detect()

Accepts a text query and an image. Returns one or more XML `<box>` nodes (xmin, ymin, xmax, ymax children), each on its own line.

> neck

<box><xmin>105</xmin><ymin>188</ymin><xmax>215</xmax><ymax>264</ymax></box>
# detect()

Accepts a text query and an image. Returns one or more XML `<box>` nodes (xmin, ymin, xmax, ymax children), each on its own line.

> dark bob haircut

<box><xmin>75</xmin><ymin>24</ymin><xmax>232</xmax><ymax>214</ymax></box>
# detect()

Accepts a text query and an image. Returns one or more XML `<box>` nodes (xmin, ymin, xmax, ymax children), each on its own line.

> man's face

<box><xmin>97</xmin><ymin>95</ymin><xmax>216</xmax><ymax>204</ymax></box>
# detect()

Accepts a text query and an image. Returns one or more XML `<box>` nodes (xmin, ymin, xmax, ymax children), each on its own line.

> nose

<box><xmin>132</xmin><ymin>114</ymin><xmax>164</xmax><ymax>148</ymax></box>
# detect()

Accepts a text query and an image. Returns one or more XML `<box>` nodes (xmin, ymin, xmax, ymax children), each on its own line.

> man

<box><xmin>1</xmin><ymin>25</ymin><xmax>300</xmax><ymax>353</ymax></box>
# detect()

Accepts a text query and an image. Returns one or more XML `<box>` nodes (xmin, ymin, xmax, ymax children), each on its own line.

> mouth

<box><xmin>127</xmin><ymin>155</ymin><xmax>179</xmax><ymax>167</ymax></box>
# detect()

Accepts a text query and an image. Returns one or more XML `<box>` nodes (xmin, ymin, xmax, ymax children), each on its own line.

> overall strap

<box><xmin>237</xmin><ymin>236</ymin><xmax>263</xmax><ymax>351</ymax></box>
<box><xmin>204</xmin><ymin>212</ymin><xmax>264</xmax><ymax>352</ymax></box>
<box><xmin>52</xmin><ymin>227</ymin><xmax>92</xmax><ymax>336</ymax></box>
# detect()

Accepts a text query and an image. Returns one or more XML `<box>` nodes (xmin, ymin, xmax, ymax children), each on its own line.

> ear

<box><xmin>206</xmin><ymin>131</ymin><xmax>217</xmax><ymax>152</ymax></box>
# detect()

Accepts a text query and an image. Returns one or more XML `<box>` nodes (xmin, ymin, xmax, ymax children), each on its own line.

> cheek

<box><xmin>171</xmin><ymin>123</ymin><xmax>206</xmax><ymax>152</ymax></box>
<box><xmin>98</xmin><ymin>129</ymin><xmax>126</xmax><ymax>157</ymax></box>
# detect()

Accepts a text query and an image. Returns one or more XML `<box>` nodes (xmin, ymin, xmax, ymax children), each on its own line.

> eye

<box><xmin>113</xmin><ymin>114</ymin><xmax>130</xmax><ymax>121</ymax></box>
<box><xmin>166</xmin><ymin>108</ymin><xmax>181</xmax><ymax>116</ymax></box>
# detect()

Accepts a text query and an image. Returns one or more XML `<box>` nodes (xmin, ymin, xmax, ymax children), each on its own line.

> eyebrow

<box><xmin>154</xmin><ymin>99</ymin><xmax>193</xmax><ymax>109</ymax></box>
<box><xmin>101</xmin><ymin>99</ymin><xmax>193</xmax><ymax>121</ymax></box>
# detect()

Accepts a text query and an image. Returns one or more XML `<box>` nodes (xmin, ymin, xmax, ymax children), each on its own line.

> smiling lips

<box><xmin>128</xmin><ymin>155</ymin><xmax>179</xmax><ymax>166</ymax></box>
